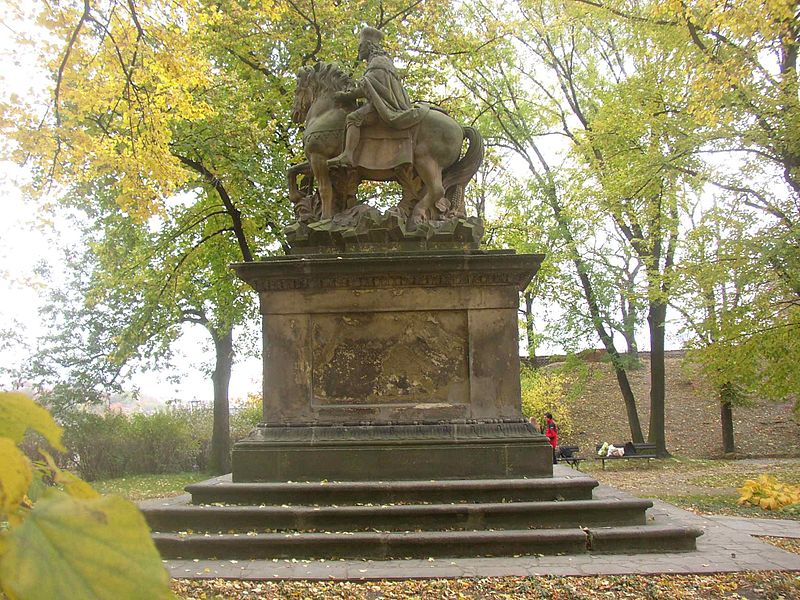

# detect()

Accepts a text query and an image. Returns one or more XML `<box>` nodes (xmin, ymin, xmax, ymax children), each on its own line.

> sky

<box><xmin>0</xmin><ymin>158</ymin><xmax>263</xmax><ymax>406</ymax></box>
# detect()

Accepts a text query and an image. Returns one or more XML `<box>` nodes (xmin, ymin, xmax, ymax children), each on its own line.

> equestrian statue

<box><xmin>288</xmin><ymin>27</ymin><xmax>484</xmax><ymax>230</ymax></box>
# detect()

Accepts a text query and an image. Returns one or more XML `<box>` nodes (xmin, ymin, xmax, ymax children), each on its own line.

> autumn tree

<box><xmin>675</xmin><ymin>199</ymin><xmax>800</xmax><ymax>453</ymax></box>
<box><xmin>448</xmin><ymin>0</ymin><xmax>719</xmax><ymax>450</ymax></box>
<box><xmin>574</xmin><ymin>0</ymin><xmax>800</xmax><ymax>430</ymax></box>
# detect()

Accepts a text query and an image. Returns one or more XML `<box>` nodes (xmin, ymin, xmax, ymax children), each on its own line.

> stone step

<box><xmin>587</xmin><ymin>524</ymin><xmax>703</xmax><ymax>554</ymax></box>
<box><xmin>143</xmin><ymin>498</ymin><xmax>651</xmax><ymax>533</ymax></box>
<box><xmin>152</xmin><ymin>528</ymin><xmax>590</xmax><ymax>560</ymax></box>
<box><xmin>152</xmin><ymin>522</ymin><xmax>703</xmax><ymax>560</ymax></box>
<box><xmin>185</xmin><ymin>476</ymin><xmax>597</xmax><ymax>506</ymax></box>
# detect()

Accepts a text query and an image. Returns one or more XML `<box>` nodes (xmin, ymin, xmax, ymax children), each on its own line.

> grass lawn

<box><xmin>92</xmin><ymin>471</ymin><xmax>211</xmax><ymax>501</ymax></box>
<box><xmin>581</xmin><ymin>456</ymin><xmax>800</xmax><ymax>519</ymax></box>
<box><xmin>657</xmin><ymin>493</ymin><xmax>785</xmax><ymax>518</ymax></box>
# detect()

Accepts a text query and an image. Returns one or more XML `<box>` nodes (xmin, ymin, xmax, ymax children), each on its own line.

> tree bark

<box><xmin>620</xmin><ymin>292</ymin><xmax>639</xmax><ymax>360</ymax></box>
<box><xmin>720</xmin><ymin>382</ymin><xmax>736</xmax><ymax>454</ymax></box>
<box><xmin>612</xmin><ymin>365</ymin><xmax>645</xmax><ymax>443</ymax></box>
<box><xmin>524</xmin><ymin>290</ymin><xmax>536</xmax><ymax>360</ymax></box>
<box><xmin>210</xmin><ymin>327</ymin><xmax>233</xmax><ymax>474</ymax></box>
<box><xmin>647</xmin><ymin>302</ymin><xmax>669</xmax><ymax>457</ymax></box>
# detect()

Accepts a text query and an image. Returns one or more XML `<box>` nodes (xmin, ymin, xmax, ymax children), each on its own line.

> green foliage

<box><xmin>2</xmin><ymin>493</ymin><xmax>169</xmax><ymax>600</ymax></box>
<box><xmin>0</xmin><ymin>391</ymin><xmax>171</xmax><ymax>599</ymax></box>
<box><xmin>779</xmin><ymin>503</ymin><xmax>800</xmax><ymax>518</ymax></box>
<box><xmin>676</xmin><ymin>204</ymin><xmax>800</xmax><ymax>409</ymax></box>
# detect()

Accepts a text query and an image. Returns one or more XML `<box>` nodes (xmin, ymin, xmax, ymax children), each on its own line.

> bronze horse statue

<box><xmin>288</xmin><ymin>62</ymin><xmax>483</xmax><ymax>226</ymax></box>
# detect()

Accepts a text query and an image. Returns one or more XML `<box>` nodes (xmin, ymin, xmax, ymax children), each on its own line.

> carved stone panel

<box><xmin>310</xmin><ymin>310</ymin><xmax>469</xmax><ymax>407</ymax></box>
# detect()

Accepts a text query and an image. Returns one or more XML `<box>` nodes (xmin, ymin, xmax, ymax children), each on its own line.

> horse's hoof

<box><xmin>407</xmin><ymin>211</ymin><xmax>426</xmax><ymax>232</ymax></box>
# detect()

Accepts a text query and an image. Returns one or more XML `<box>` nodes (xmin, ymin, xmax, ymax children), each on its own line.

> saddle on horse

<box><xmin>349</xmin><ymin>104</ymin><xmax>433</xmax><ymax>171</ymax></box>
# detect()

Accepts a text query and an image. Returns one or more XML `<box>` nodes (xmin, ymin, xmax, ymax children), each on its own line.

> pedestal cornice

<box><xmin>231</xmin><ymin>251</ymin><xmax>544</xmax><ymax>293</ymax></box>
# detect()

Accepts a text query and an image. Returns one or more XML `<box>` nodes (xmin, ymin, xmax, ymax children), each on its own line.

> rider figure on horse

<box><xmin>327</xmin><ymin>26</ymin><xmax>425</xmax><ymax>169</ymax></box>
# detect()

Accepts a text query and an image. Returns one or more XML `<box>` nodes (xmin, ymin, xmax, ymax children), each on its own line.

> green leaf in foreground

<box><xmin>0</xmin><ymin>437</ymin><xmax>32</xmax><ymax>521</ymax></box>
<box><xmin>0</xmin><ymin>392</ymin><xmax>65</xmax><ymax>452</ymax></box>
<box><xmin>0</xmin><ymin>490</ymin><xmax>170</xmax><ymax>600</ymax></box>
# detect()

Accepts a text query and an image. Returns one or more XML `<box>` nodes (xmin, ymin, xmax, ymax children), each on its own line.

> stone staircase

<box><xmin>141</xmin><ymin>470</ymin><xmax>702</xmax><ymax>560</ymax></box>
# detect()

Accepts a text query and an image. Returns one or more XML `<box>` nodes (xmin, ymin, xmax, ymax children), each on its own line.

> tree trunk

<box><xmin>720</xmin><ymin>382</ymin><xmax>736</xmax><ymax>454</ymax></box>
<box><xmin>524</xmin><ymin>291</ymin><xmax>536</xmax><ymax>360</ymax></box>
<box><xmin>210</xmin><ymin>327</ymin><xmax>233</xmax><ymax>474</ymax></box>
<box><xmin>612</xmin><ymin>364</ymin><xmax>645</xmax><ymax>443</ymax></box>
<box><xmin>544</xmin><ymin>192</ymin><xmax>644</xmax><ymax>443</ymax></box>
<box><xmin>621</xmin><ymin>293</ymin><xmax>640</xmax><ymax>362</ymax></box>
<box><xmin>623</xmin><ymin>328</ymin><xmax>638</xmax><ymax>358</ymax></box>
<box><xmin>647</xmin><ymin>302</ymin><xmax>669</xmax><ymax>457</ymax></box>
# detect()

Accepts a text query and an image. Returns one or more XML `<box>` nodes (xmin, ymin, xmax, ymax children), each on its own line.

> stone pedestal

<box><xmin>231</xmin><ymin>250</ymin><xmax>551</xmax><ymax>482</ymax></box>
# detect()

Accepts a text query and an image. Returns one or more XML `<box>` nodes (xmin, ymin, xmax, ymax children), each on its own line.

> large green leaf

<box><xmin>0</xmin><ymin>392</ymin><xmax>65</xmax><ymax>452</ymax></box>
<box><xmin>0</xmin><ymin>490</ymin><xmax>171</xmax><ymax>600</ymax></box>
<box><xmin>0</xmin><ymin>437</ymin><xmax>32</xmax><ymax>521</ymax></box>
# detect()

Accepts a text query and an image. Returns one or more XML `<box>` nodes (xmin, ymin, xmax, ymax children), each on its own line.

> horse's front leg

<box><xmin>309</xmin><ymin>153</ymin><xmax>334</xmax><ymax>219</ymax></box>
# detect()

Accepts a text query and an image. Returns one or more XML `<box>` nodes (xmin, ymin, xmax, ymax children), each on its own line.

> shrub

<box><xmin>54</xmin><ymin>395</ymin><xmax>263</xmax><ymax>480</ymax></box>
<box><xmin>62</xmin><ymin>408</ymin><xmax>209</xmax><ymax>480</ymax></box>
<box><xmin>520</xmin><ymin>366</ymin><xmax>574</xmax><ymax>436</ymax></box>
<box><xmin>231</xmin><ymin>392</ymin><xmax>262</xmax><ymax>442</ymax></box>
<box><xmin>126</xmin><ymin>409</ymin><xmax>201</xmax><ymax>474</ymax></box>
<box><xmin>186</xmin><ymin>407</ymin><xmax>213</xmax><ymax>472</ymax></box>
<box><xmin>61</xmin><ymin>411</ymin><xmax>132</xmax><ymax>481</ymax></box>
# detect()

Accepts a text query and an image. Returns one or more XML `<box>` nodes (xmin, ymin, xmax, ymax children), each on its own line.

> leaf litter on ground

<box><xmin>173</xmin><ymin>572</ymin><xmax>800</xmax><ymax>599</ymax></box>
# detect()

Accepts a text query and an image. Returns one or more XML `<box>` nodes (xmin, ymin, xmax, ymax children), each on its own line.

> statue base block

<box><xmin>232</xmin><ymin>422</ymin><xmax>553</xmax><ymax>482</ymax></box>
<box><xmin>231</xmin><ymin>250</ymin><xmax>548</xmax><ymax>482</ymax></box>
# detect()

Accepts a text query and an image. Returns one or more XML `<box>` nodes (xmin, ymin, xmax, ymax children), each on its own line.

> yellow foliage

<box><xmin>520</xmin><ymin>368</ymin><xmax>573</xmax><ymax>435</ymax></box>
<box><xmin>1</xmin><ymin>492</ymin><xmax>170</xmax><ymax>600</ymax></box>
<box><xmin>737</xmin><ymin>474</ymin><xmax>800</xmax><ymax>511</ymax></box>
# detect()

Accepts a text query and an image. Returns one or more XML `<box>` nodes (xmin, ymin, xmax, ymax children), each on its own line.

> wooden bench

<box><xmin>594</xmin><ymin>442</ymin><xmax>657</xmax><ymax>469</ymax></box>
<box><xmin>556</xmin><ymin>445</ymin><xmax>583</xmax><ymax>469</ymax></box>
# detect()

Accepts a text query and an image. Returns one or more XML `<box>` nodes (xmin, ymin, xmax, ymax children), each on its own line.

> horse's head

<box><xmin>292</xmin><ymin>66</ymin><xmax>313</xmax><ymax>124</ymax></box>
<box><xmin>292</xmin><ymin>62</ymin><xmax>354</xmax><ymax>124</ymax></box>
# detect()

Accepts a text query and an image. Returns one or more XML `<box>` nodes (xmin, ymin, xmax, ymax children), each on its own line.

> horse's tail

<box><xmin>442</xmin><ymin>126</ymin><xmax>485</xmax><ymax>216</ymax></box>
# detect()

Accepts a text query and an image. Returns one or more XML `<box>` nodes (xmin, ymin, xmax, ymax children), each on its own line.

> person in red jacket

<box><xmin>544</xmin><ymin>412</ymin><xmax>558</xmax><ymax>464</ymax></box>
